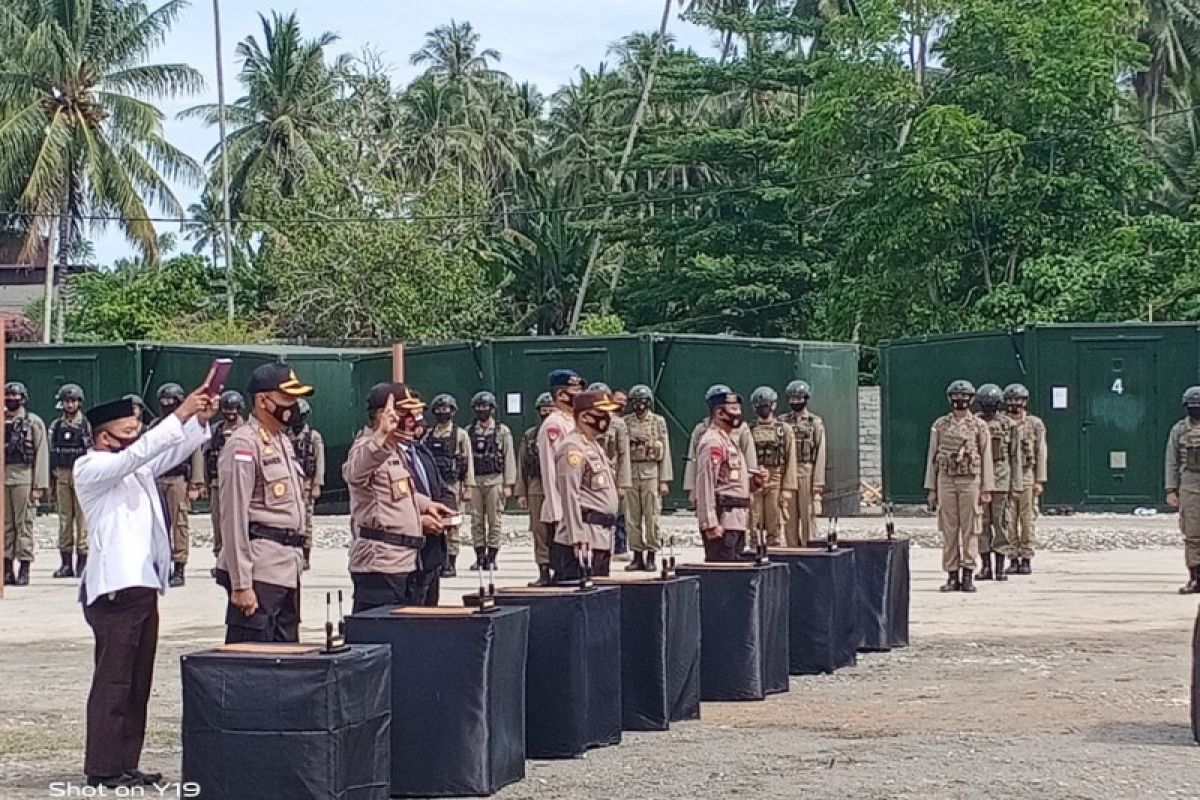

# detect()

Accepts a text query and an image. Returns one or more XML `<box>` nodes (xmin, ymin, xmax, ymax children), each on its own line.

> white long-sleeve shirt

<box><xmin>74</xmin><ymin>414</ymin><xmax>211</xmax><ymax>606</ymax></box>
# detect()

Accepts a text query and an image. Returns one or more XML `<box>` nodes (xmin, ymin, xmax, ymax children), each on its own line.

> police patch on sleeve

<box><xmin>567</xmin><ymin>449</ymin><xmax>583</xmax><ymax>467</ymax></box>
<box><xmin>709</xmin><ymin>446</ymin><xmax>723</xmax><ymax>466</ymax></box>
<box><xmin>547</xmin><ymin>426</ymin><xmax>561</xmax><ymax>444</ymax></box>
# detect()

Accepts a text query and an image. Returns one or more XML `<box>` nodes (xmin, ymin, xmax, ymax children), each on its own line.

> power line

<box><xmin>1</xmin><ymin>104</ymin><xmax>1194</xmax><ymax>228</ymax></box>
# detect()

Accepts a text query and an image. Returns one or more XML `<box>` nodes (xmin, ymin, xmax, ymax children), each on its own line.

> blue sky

<box><xmin>94</xmin><ymin>0</ymin><xmax>717</xmax><ymax>264</ymax></box>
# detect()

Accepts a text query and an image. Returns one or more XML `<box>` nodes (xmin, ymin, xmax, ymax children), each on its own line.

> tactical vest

<box><xmin>4</xmin><ymin>415</ymin><xmax>33</xmax><ymax>465</ymax></box>
<box><xmin>521</xmin><ymin>426</ymin><xmax>541</xmax><ymax>480</ymax></box>
<box><xmin>50</xmin><ymin>417</ymin><xmax>91</xmax><ymax>471</ymax></box>
<box><xmin>1016</xmin><ymin>417</ymin><xmax>1039</xmax><ymax>470</ymax></box>
<box><xmin>469</xmin><ymin>423</ymin><xmax>504</xmax><ymax>476</ymax></box>
<box><xmin>981</xmin><ymin>414</ymin><xmax>1012</xmax><ymax>464</ymax></box>
<box><xmin>425</xmin><ymin>427</ymin><xmax>466</xmax><ymax>484</ymax></box>
<box><xmin>783</xmin><ymin>412</ymin><xmax>818</xmax><ymax>464</ymax></box>
<box><xmin>206</xmin><ymin>420</ymin><xmax>237</xmax><ymax>483</ymax></box>
<box><xmin>935</xmin><ymin>416</ymin><xmax>982</xmax><ymax>477</ymax></box>
<box><xmin>291</xmin><ymin>427</ymin><xmax>318</xmax><ymax>479</ymax></box>
<box><xmin>627</xmin><ymin>415</ymin><xmax>664</xmax><ymax>463</ymax></box>
<box><xmin>145</xmin><ymin>414</ymin><xmax>191</xmax><ymax>479</ymax></box>
<box><xmin>750</xmin><ymin>418</ymin><xmax>789</xmax><ymax>468</ymax></box>
<box><xmin>1182</xmin><ymin>424</ymin><xmax>1200</xmax><ymax>472</ymax></box>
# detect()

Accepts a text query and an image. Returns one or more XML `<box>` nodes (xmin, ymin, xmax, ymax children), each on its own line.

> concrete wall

<box><xmin>858</xmin><ymin>386</ymin><xmax>881</xmax><ymax>496</ymax></box>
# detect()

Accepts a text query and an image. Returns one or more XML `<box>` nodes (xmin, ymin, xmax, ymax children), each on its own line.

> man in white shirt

<box><xmin>74</xmin><ymin>382</ymin><xmax>215</xmax><ymax>789</ymax></box>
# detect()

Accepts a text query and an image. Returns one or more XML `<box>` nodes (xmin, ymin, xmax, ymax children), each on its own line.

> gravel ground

<box><xmin>2</xmin><ymin>512</ymin><xmax>1199</xmax><ymax>800</ymax></box>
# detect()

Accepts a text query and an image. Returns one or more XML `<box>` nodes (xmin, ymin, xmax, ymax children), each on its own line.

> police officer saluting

<box><xmin>1167</xmin><ymin>386</ymin><xmax>1200</xmax><ymax>593</ymax></box>
<box><xmin>50</xmin><ymin>383</ymin><xmax>92</xmax><ymax>579</ymax></box>
<box><xmin>425</xmin><ymin>394</ymin><xmax>473</xmax><ymax>578</ymax></box>
<box><xmin>199</xmin><ymin>390</ymin><xmax>245</xmax><ymax>566</ymax></box>
<box><xmin>150</xmin><ymin>383</ymin><xmax>202</xmax><ymax>587</ymax></box>
<box><xmin>464</xmin><ymin>391</ymin><xmax>515</xmax><ymax>572</ymax></box>
<box><xmin>748</xmin><ymin>386</ymin><xmax>796</xmax><ymax>548</ymax></box>
<box><xmin>696</xmin><ymin>387</ymin><xmax>754</xmax><ymax>561</ymax></box>
<box><xmin>4</xmin><ymin>381</ymin><xmax>49</xmax><ymax>586</ymax></box>
<box><xmin>213</xmin><ymin>364</ymin><xmax>314</xmax><ymax>644</ymax></box>
<box><xmin>552</xmin><ymin>389</ymin><xmax>623</xmax><ymax>582</ymax></box>
<box><xmin>288</xmin><ymin>399</ymin><xmax>325</xmax><ymax>570</ymax></box>
<box><xmin>516</xmin><ymin>392</ymin><xmax>556</xmax><ymax>586</ymax></box>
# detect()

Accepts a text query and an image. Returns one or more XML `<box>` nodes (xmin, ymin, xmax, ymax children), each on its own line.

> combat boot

<box><xmin>3</xmin><ymin>558</ymin><xmax>14</xmax><ymax>585</ymax></box>
<box><xmin>994</xmin><ymin>552</ymin><xmax>1008</xmax><ymax>582</ymax></box>
<box><xmin>14</xmin><ymin>560</ymin><xmax>30</xmax><ymax>586</ymax></box>
<box><xmin>440</xmin><ymin>561</ymin><xmax>457</xmax><ymax>579</ymax></box>
<box><xmin>302</xmin><ymin>547</ymin><xmax>311</xmax><ymax>571</ymax></box>
<box><xmin>528</xmin><ymin>565</ymin><xmax>552</xmax><ymax>587</ymax></box>
<box><xmin>169</xmin><ymin>563</ymin><xmax>185</xmax><ymax>588</ymax></box>
<box><xmin>1005</xmin><ymin>557</ymin><xmax>1022</xmax><ymax>576</ymax></box>
<box><xmin>939</xmin><ymin>572</ymin><xmax>960</xmax><ymax>592</ymax></box>
<box><xmin>469</xmin><ymin>547</ymin><xmax>486</xmax><ymax>571</ymax></box>
<box><xmin>1019</xmin><ymin>558</ymin><xmax>1032</xmax><ymax>575</ymax></box>
<box><xmin>624</xmin><ymin>552</ymin><xmax>645</xmax><ymax>572</ymax></box>
<box><xmin>485</xmin><ymin>547</ymin><xmax>499</xmax><ymax>571</ymax></box>
<box><xmin>977</xmin><ymin>557</ymin><xmax>993</xmax><ymax>581</ymax></box>
<box><xmin>645</xmin><ymin>552</ymin><xmax>657</xmax><ymax>572</ymax></box>
<box><xmin>960</xmin><ymin>568</ymin><xmax>976</xmax><ymax>593</ymax></box>
<box><xmin>1179</xmin><ymin>566</ymin><xmax>1200</xmax><ymax>594</ymax></box>
<box><xmin>75</xmin><ymin>553</ymin><xmax>87</xmax><ymax>576</ymax></box>
<box><xmin>52</xmin><ymin>552</ymin><xmax>74</xmax><ymax>579</ymax></box>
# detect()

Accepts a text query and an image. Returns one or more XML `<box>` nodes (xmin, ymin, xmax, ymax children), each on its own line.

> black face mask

<box><xmin>789</xmin><ymin>400</ymin><xmax>808</xmax><ymax>413</ymax></box>
<box><xmin>266</xmin><ymin>398</ymin><xmax>297</xmax><ymax>426</ymax></box>
<box><xmin>434</xmin><ymin>411</ymin><xmax>453</xmax><ymax>424</ymax></box>
<box><xmin>223</xmin><ymin>411</ymin><xmax>240</xmax><ymax>423</ymax></box>
<box><xmin>754</xmin><ymin>405</ymin><xmax>772</xmax><ymax>420</ymax></box>
<box><xmin>538</xmin><ymin>409</ymin><xmax>552</xmax><ymax>421</ymax></box>
<box><xmin>474</xmin><ymin>409</ymin><xmax>493</xmax><ymax>423</ymax></box>
<box><xmin>1188</xmin><ymin>406</ymin><xmax>1200</xmax><ymax>420</ymax></box>
<box><xmin>105</xmin><ymin>431</ymin><xmax>140</xmax><ymax>452</ymax></box>
<box><xmin>951</xmin><ymin>399</ymin><xmax>971</xmax><ymax>411</ymax></box>
<box><xmin>582</xmin><ymin>412</ymin><xmax>611</xmax><ymax>434</ymax></box>
<box><xmin>289</xmin><ymin>415</ymin><xmax>306</xmax><ymax>433</ymax></box>
<box><xmin>631</xmin><ymin>400</ymin><xmax>650</xmax><ymax>414</ymax></box>
<box><xmin>160</xmin><ymin>401</ymin><xmax>179</xmax><ymax>415</ymax></box>
<box><xmin>4</xmin><ymin>399</ymin><xmax>21</xmax><ymax>412</ymax></box>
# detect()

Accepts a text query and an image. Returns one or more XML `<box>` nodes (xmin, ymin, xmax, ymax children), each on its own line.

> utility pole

<box><xmin>212</xmin><ymin>0</ymin><xmax>237</xmax><ymax>323</ymax></box>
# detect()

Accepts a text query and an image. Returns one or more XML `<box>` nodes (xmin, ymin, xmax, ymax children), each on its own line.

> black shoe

<box><xmin>3</xmin><ymin>558</ymin><xmax>14</xmax><ymax>585</ymax></box>
<box><xmin>125</xmin><ymin>769</ymin><xmax>163</xmax><ymax>786</ymax></box>
<box><xmin>994</xmin><ymin>553</ymin><xmax>1008</xmax><ymax>582</ymax></box>
<box><xmin>644</xmin><ymin>552</ymin><xmax>657</xmax><ymax>572</ymax></box>
<box><xmin>485</xmin><ymin>547</ymin><xmax>499</xmax><ymax>570</ymax></box>
<box><xmin>528</xmin><ymin>565</ymin><xmax>552</xmax><ymax>587</ymax></box>
<box><xmin>624</xmin><ymin>552</ymin><xmax>645</xmax><ymax>572</ymax></box>
<box><xmin>960</xmin><ymin>568</ymin><xmax>976</xmax><ymax>593</ymax></box>
<box><xmin>469</xmin><ymin>547</ymin><xmax>486</xmax><ymax>571</ymax></box>
<box><xmin>977</xmin><ymin>559</ymin><xmax>993</xmax><ymax>581</ymax></box>
<box><xmin>1005</xmin><ymin>558</ymin><xmax>1022</xmax><ymax>575</ymax></box>
<box><xmin>75</xmin><ymin>553</ymin><xmax>87</xmax><ymax>576</ymax></box>
<box><xmin>440</xmin><ymin>563</ymin><xmax>457</xmax><ymax>579</ymax></box>
<box><xmin>1019</xmin><ymin>558</ymin><xmax>1032</xmax><ymax>575</ymax></box>
<box><xmin>302</xmin><ymin>547</ymin><xmax>311</xmax><ymax>571</ymax></box>
<box><xmin>13</xmin><ymin>560</ymin><xmax>30</xmax><ymax>586</ymax></box>
<box><xmin>939</xmin><ymin>572</ymin><xmax>960</xmax><ymax>592</ymax></box>
<box><xmin>53</xmin><ymin>552</ymin><xmax>74</xmax><ymax>579</ymax></box>
<box><xmin>169</xmin><ymin>563</ymin><xmax>185</xmax><ymax>588</ymax></box>
<box><xmin>1180</xmin><ymin>566</ymin><xmax>1200</xmax><ymax>594</ymax></box>
<box><xmin>86</xmin><ymin>774</ymin><xmax>142</xmax><ymax>789</ymax></box>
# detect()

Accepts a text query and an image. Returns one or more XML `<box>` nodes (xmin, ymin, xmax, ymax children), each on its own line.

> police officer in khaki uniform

<box><xmin>780</xmin><ymin>380</ymin><xmax>827</xmax><ymax>546</ymax></box>
<box><xmin>150</xmin><ymin>383</ymin><xmax>201</xmax><ymax>587</ymax></box>
<box><xmin>748</xmin><ymin>386</ymin><xmax>797</xmax><ymax>548</ymax></box>
<box><xmin>464</xmin><ymin>391</ymin><xmax>515</xmax><ymax>572</ymax></box>
<box><xmin>684</xmin><ymin>384</ymin><xmax>758</xmax><ymax>502</ymax></box>
<box><xmin>696</xmin><ymin>388</ymin><xmax>754</xmax><ymax>562</ymax></box>
<box><xmin>198</xmin><ymin>390</ymin><xmax>245</xmax><ymax>565</ymax></box>
<box><xmin>1003</xmin><ymin>383</ymin><xmax>1047</xmax><ymax>575</ymax></box>
<box><xmin>623</xmin><ymin>384</ymin><xmax>672</xmax><ymax>571</ymax></box>
<box><xmin>49</xmin><ymin>383</ymin><xmax>91</xmax><ymax>579</ymax></box>
<box><xmin>425</xmin><ymin>394</ymin><xmax>474</xmax><ymax>578</ymax></box>
<box><xmin>539</xmin><ymin>370</ymin><xmax>586</xmax><ymax>582</ymax></box>
<box><xmin>4</xmin><ymin>381</ymin><xmax>49</xmax><ymax>587</ymax></box>
<box><xmin>345</xmin><ymin>383</ymin><xmax>452</xmax><ymax>613</ymax></box>
<box><xmin>288</xmin><ymin>399</ymin><xmax>325</xmax><ymax>570</ymax></box>
<box><xmin>925</xmin><ymin>380</ymin><xmax>995</xmax><ymax>593</ymax></box>
<box><xmin>1166</xmin><ymin>386</ymin><xmax>1200</xmax><ymax>593</ymax></box>
<box><xmin>975</xmin><ymin>384</ymin><xmax>1021</xmax><ymax>581</ymax></box>
<box><xmin>214</xmin><ymin>364</ymin><xmax>314</xmax><ymax>644</ymax></box>
<box><xmin>516</xmin><ymin>392</ymin><xmax>555</xmax><ymax>586</ymax></box>
<box><xmin>588</xmin><ymin>382</ymin><xmax>632</xmax><ymax>557</ymax></box>
<box><xmin>552</xmin><ymin>389</ymin><xmax>623</xmax><ymax>582</ymax></box>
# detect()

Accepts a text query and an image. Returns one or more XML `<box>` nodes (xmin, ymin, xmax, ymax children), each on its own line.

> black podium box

<box><xmin>838</xmin><ymin>538</ymin><xmax>911</xmax><ymax>651</ymax></box>
<box><xmin>181</xmin><ymin>643</ymin><xmax>391</xmax><ymax>800</ymax></box>
<box><xmin>346</xmin><ymin>606</ymin><xmax>529</xmax><ymax>797</ymax></box>
<box><xmin>675</xmin><ymin>563</ymin><xmax>790</xmax><ymax>701</ymax></box>
<box><xmin>768</xmin><ymin>548</ymin><xmax>859</xmax><ymax>675</ymax></box>
<box><xmin>494</xmin><ymin>586</ymin><xmax>622</xmax><ymax>758</ymax></box>
<box><xmin>1193</xmin><ymin>607</ymin><xmax>1200</xmax><ymax>744</ymax></box>
<box><xmin>596</xmin><ymin>575</ymin><xmax>702</xmax><ymax>731</ymax></box>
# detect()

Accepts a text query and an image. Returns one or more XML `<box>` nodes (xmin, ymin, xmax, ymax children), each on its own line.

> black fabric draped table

<box><xmin>837</xmin><ymin>538</ymin><xmax>911</xmax><ymax>651</ymax></box>
<box><xmin>1192</xmin><ymin>606</ymin><xmax>1200</xmax><ymax>744</ymax></box>
<box><xmin>767</xmin><ymin>548</ymin><xmax>860</xmax><ymax>675</ymax></box>
<box><xmin>675</xmin><ymin>563</ymin><xmax>790</xmax><ymax>701</ymax></box>
<box><xmin>594</xmin><ymin>574</ymin><xmax>702</xmax><ymax>731</ymax></box>
<box><xmin>345</xmin><ymin>606</ymin><xmax>529</xmax><ymax>797</ymax></box>
<box><xmin>181</xmin><ymin>643</ymin><xmax>391</xmax><ymax>800</ymax></box>
<box><xmin>494</xmin><ymin>586</ymin><xmax>622</xmax><ymax>758</ymax></box>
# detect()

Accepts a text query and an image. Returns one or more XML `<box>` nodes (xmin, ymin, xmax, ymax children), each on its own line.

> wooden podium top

<box><xmin>213</xmin><ymin>643</ymin><xmax>323</xmax><ymax>655</ymax></box>
<box><xmin>389</xmin><ymin>606</ymin><xmax>479</xmax><ymax>617</ymax></box>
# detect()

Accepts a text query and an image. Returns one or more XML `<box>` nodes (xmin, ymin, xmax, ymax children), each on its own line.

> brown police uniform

<box><xmin>779</xmin><ymin>409</ymin><xmax>826</xmax><ymax>546</ymax></box>
<box><xmin>1007</xmin><ymin>412</ymin><xmax>1048</xmax><ymax>561</ymax></box>
<box><xmin>624</xmin><ymin>410</ymin><xmax>673</xmax><ymax>554</ymax></box>
<box><xmin>552</xmin><ymin>429</ymin><xmax>620</xmax><ymax>581</ymax></box>
<box><xmin>538</xmin><ymin>407</ymin><xmax>577</xmax><ymax>527</ymax></box>
<box><xmin>683</xmin><ymin>419</ymin><xmax>758</xmax><ymax>496</ymax></box>
<box><xmin>214</xmin><ymin>417</ymin><xmax>308</xmax><ymax>643</ymax></box>
<box><xmin>978</xmin><ymin>411</ymin><xmax>1022</xmax><ymax>558</ymax></box>
<box><xmin>1166</xmin><ymin>417</ymin><xmax>1200</xmax><ymax>568</ymax></box>
<box><xmin>695</xmin><ymin>426</ymin><xmax>752</xmax><ymax>562</ymax></box>
<box><xmin>924</xmin><ymin>413</ymin><xmax>995</xmax><ymax>573</ymax></box>
<box><xmin>515</xmin><ymin>423</ymin><xmax>552</xmax><ymax>566</ymax></box>
<box><xmin>748</xmin><ymin>416</ymin><xmax>797</xmax><ymax>547</ymax></box>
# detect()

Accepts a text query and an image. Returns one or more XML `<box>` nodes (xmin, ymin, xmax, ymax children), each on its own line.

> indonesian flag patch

<box><xmin>233</xmin><ymin>449</ymin><xmax>254</xmax><ymax>463</ymax></box>
<box><xmin>546</xmin><ymin>426</ymin><xmax>561</xmax><ymax>443</ymax></box>
<box><xmin>709</xmin><ymin>446</ymin><xmax>724</xmax><ymax>466</ymax></box>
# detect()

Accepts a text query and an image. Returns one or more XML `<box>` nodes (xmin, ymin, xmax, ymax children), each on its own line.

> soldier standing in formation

<box><xmin>425</xmin><ymin>394</ymin><xmax>473</xmax><ymax>578</ymax></box>
<box><xmin>925</xmin><ymin>380</ymin><xmax>994</xmax><ymax>593</ymax></box>
<box><xmin>516</xmin><ymin>392</ymin><xmax>555</xmax><ymax>586</ymax></box>
<box><xmin>4</xmin><ymin>381</ymin><xmax>49</xmax><ymax>586</ymax></box>
<box><xmin>150</xmin><ymin>383</ymin><xmax>201</xmax><ymax>587</ymax></box>
<box><xmin>779</xmin><ymin>380</ymin><xmax>826</xmax><ymax>546</ymax></box>
<box><xmin>684</xmin><ymin>384</ymin><xmax>758</xmax><ymax>502</ymax></box>
<box><xmin>213</xmin><ymin>364</ymin><xmax>313</xmax><ymax>643</ymax></box>
<box><xmin>49</xmin><ymin>383</ymin><xmax>91</xmax><ymax>579</ymax></box>
<box><xmin>123</xmin><ymin>394</ymin><xmax>150</xmax><ymax>433</ymax></box>
<box><xmin>552</xmin><ymin>389</ymin><xmax>623</xmax><ymax>582</ymax></box>
<box><xmin>1166</xmin><ymin>386</ymin><xmax>1200</xmax><ymax>593</ymax></box>
<box><xmin>623</xmin><ymin>384</ymin><xmax>673</xmax><ymax>571</ymax></box>
<box><xmin>1003</xmin><ymin>383</ymin><xmax>1047</xmax><ymax>575</ymax></box>
<box><xmin>538</xmin><ymin>369</ymin><xmax>586</xmax><ymax>583</ymax></box>
<box><xmin>200</xmin><ymin>390</ymin><xmax>245</xmax><ymax>566</ymax></box>
<box><xmin>748</xmin><ymin>386</ymin><xmax>797</xmax><ymax>548</ymax></box>
<box><xmin>588</xmin><ymin>382</ymin><xmax>632</xmax><ymax>557</ymax></box>
<box><xmin>695</xmin><ymin>387</ymin><xmax>753</xmax><ymax>561</ymax></box>
<box><xmin>464</xmin><ymin>391</ymin><xmax>515</xmax><ymax>571</ymax></box>
<box><xmin>974</xmin><ymin>384</ymin><xmax>1020</xmax><ymax>581</ymax></box>
<box><xmin>288</xmin><ymin>399</ymin><xmax>325</xmax><ymax>571</ymax></box>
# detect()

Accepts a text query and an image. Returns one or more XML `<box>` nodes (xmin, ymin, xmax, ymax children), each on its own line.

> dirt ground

<box><xmin>2</xmin><ymin>511</ymin><xmax>1199</xmax><ymax>799</ymax></box>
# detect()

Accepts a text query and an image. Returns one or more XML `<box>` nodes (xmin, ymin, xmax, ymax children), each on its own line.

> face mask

<box><xmin>105</xmin><ymin>431</ymin><xmax>139</xmax><ymax>452</ymax></box>
<box><xmin>267</xmin><ymin>398</ymin><xmax>297</xmax><ymax>426</ymax></box>
<box><xmin>223</xmin><ymin>411</ymin><xmax>240</xmax><ymax>423</ymax></box>
<box><xmin>434</xmin><ymin>410</ymin><xmax>453</xmax><ymax>424</ymax></box>
<box><xmin>754</xmin><ymin>405</ymin><xmax>772</xmax><ymax>420</ymax></box>
<box><xmin>474</xmin><ymin>408</ymin><xmax>493</xmax><ymax>422</ymax></box>
<box><xmin>160</xmin><ymin>401</ymin><xmax>179</xmax><ymax>414</ymax></box>
<box><xmin>538</xmin><ymin>408</ymin><xmax>552</xmax><ymax>420</ymax></box>
<box><xmin>4</xmin><ymin>399</ymin><xmax>21</xmax><ymax>412</ymax></box>
<box><xmin>789</xmin><ymin>400</ymin><xmax>808</xmax><ymax>413</ymax></box>
<box><xmin>631</xmin><ymin>400</ymin><xmax>650</xmax><ymax>414</ymax></box>
<box><xmin>289</xmin><ymin>415</ymin><xmax>306</xmax><ymax>433</ymax></box>
<box><xmin>951</xmin><ymin>399</ymin><xmax>971</xmax><ymax>411</ymax></box>
<box><xmin>1007</xmin><ymin>402</ymin><xmax>1025</xmax><ymax>414</ymax></box>
<box><xmin>1188</xmin><ymin>406</ymin><xmax>1200</xmax><ymax>420</ymax></box>
<box><xmin>582</xmin><ymin>413</ymin><xmax>610</xmax><ymax>434</ymax></box>
<box><xmin>718</xmin><ymin>409</ymin><xmax>743</xmax><ymax>429</ymax></box>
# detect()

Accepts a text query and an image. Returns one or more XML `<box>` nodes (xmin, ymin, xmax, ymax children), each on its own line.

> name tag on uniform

<box><xmin>729</xmin><ymin>469</ymin><xmax>740</xmax><ymax>480</ymax></box>
<box><xmin>262</xmin><ymin>457</ymin><xmax>282</xmax><ymax>466</ymax></box>
<box><xmin>271</xmin><ymin>482</ymin><xmax>287</xmax><ymax>497</ymax></box>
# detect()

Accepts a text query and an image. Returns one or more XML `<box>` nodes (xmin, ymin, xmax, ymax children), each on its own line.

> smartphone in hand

<box><xmin>207</xmin><ymin>358</ymin><xmax>233</xmax><ymax>398</ymax></box>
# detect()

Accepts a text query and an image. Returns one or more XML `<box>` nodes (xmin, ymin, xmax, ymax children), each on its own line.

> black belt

<box><xmin>716</xmin><ymin>495</ymin><xmax>750</xmax><ymax>511</ymax></box>
<box><xmin>358</xmin><ymin>526</ymin><xmax>425</xmax><ymax>550</ymax></box>
<box><xmin>248</xmin><ymin>523</ymin><xmax>306</xmax><ymax>548</ymax></box>
<box><xmin>582</xmin><ymin>509</ymin><xmax>617</xmax><ymax>527</ymax></box>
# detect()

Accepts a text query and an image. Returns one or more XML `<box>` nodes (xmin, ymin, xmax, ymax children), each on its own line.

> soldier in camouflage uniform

<box><xmin>49</xmin><ymin>383</ymin><xmax>91</xmax><ymax>579</ymax></box>
<box><xmin>3</xmin><ymin>381</ymin><xmax>49</xmax><ymax>587</ymax></box>
<box><xmin>197</xmin><ymin>390</ymin><xmax>246</xmax><ymax>566</ymax></box>
<box><xmin>288</xmin><ymin>399</ymin><xmax>326</xmax><ymax>571</ymax></box>
<box><xmin>150</xmin><ymin>383</ymin><xmax>202</xmax><ymax>587</ymax></box>
<box><xmin>748</xmin><ymin>386</ymin><xmax>797</xmax><ymax>548</ymax></box>
<box><xmin>779</xmin><ymin>380</ymin><xmax>827</xmax><ymax>546</ymax></box>
<box><xmin>974</xmin><ymin>384</ymin><xmax>1021</xmax><ymax>581</ymax></box>
<box><xmin>516</xmin><ymin>393</ymin><xmax>556</xmax><ymax>586</ymax></box>
<box><xmin>1003</xmin><ymin>383</ymin><xmax>1047</xmax><ymax>575</ymax></box>
<box><xmin>623</xmin><ymin>384</ymin><xmax>673</xmax><ymax>571</ymax></box>
<box><xmin>1166</xmin><ymin>386</ymin><xmax>1200</xmax><ymax>593</ymax></box>
<box><xmin>424</xmin><ymin>394</ymin><xmax>474</xmax><ymax>578</ymax></box>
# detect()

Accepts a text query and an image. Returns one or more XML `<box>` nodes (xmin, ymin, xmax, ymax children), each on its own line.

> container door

<box><xmin>1079</xmin><ymin>343</ymin><xmax>1156</xmax><ymax>505</ymax></box>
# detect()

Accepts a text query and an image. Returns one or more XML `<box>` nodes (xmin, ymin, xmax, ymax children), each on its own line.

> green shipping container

<box><xmin>7</xmin><ymin>343</ymin><xmax>145</xmax><ymax>426</ymax></box>
<box><xmin>879</xmin><ymin>323</ymin><xmax>1200</xmax><ymax>510</ymax></box>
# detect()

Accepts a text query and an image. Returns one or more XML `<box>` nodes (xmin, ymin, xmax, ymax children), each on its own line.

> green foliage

<box><xmin>578</xmin><ymin>314</ymin><xmax>627</xmax><ymax>335</ymax></box>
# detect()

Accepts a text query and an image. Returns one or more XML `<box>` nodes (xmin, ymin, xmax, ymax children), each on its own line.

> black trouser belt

<box><xmin>582</xmin><ymin>510</ymin><xmax>617</xmax><ymax>527</ymax></box>
<box><xmin>248</xmin><ymin>524</ymin><xmax>305</xmax><ymax>548</ymax></box>
<box><xmin>716</xmin><ymin>495</ymin><xmax>750</xmax><ymax>511</ymax></box>
<box><xmin>358</xmin><ymin>526</ymin><xmax>425</xmax><ymax>550</ymax></box>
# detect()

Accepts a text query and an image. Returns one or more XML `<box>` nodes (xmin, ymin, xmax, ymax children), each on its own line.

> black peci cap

<box><xmin>86</xmin><ymin>398</ymin><xmax>137</xmax><ymax>430</ymax></box>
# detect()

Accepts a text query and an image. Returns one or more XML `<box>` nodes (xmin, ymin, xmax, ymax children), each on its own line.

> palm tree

<box><xmin>410</xmin><ymin>19</ymin><xmax>503</xmax><ymax>106</ymax></box>
<box><xmin>1133</xmin><ymin>0</ymin><xmax>1200</xmax><ymax>138</ymax></box>
<box><xmin>0</xmin><ymin>0</ymin><xmax>203</xmax><ymax>341</ymax></box>
<box><xmin>182</xmin><ymin>189</ymin><xmax>225</xmax><ymax>266</ymax></box>
<box><xmin>181</xmin><ymin>12</ymin><xmax>347</xmax><ymax>214</ymax></box>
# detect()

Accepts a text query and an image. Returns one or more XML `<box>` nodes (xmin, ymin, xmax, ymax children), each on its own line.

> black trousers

<box><xmin>351</xmin><ymin>571</ymin><xmax>416</xmax><ymax>614</ymax></box>
<box><xmin>406</xmin><ymin>568</ymin><xmax>441</xmax><ymax>607</ymax></box>
<box><xmin>549</xmin><ymin>541</ymin><xmax>612</xmax><ymax>583</ymax></box>
<box><xmin>83</xmin><ymin>587</ymin><xmax>159</xmax><ymax>778</ymax></box>
<box><xmin>215</xmin><ymin>570</ymin><xmax>300</xmax><ymax>644</ymax></box>
<box><xmin>704</xmin><ymin>530</ymin><xmax>747</xmax><ymax>562</ymax></box>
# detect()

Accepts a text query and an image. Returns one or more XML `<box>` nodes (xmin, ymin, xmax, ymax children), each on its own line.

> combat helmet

<box><xmin>471</xmin><ymin>391</ymin><xmax>496</xmax><ymax>408</ymax></box>
<box><xmin>219</xmin><ymin>390</ymin><xmax>245</xmax><ymax>411</ymax></box>
<box><xmin>156</xmin><ymin>382</ymin><xmax>186</xmax><ymax>402</ymax></box>
<box><xmin>1002</xmin><ymin>383</ymin><xmax>1030</xmax><ymax>401</ymax></box>
<box><xmin>975</xmin><ymin>383</ymin><xmax>1003</xmax><ymax>411</ymax></box>
<box><xmin>946</xmin><ymin>379</ymin><xmax>976</xmax><ymax>397</ymax></box>
<box><xmin>751</xmin><ymin>386</ymin><xmax>778</xmax><ymax>406</ymax></box>
<box><xmin>785</xmin><ymin>380</ymin><xmax>811</xmax><ymax>399</ymax></box>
